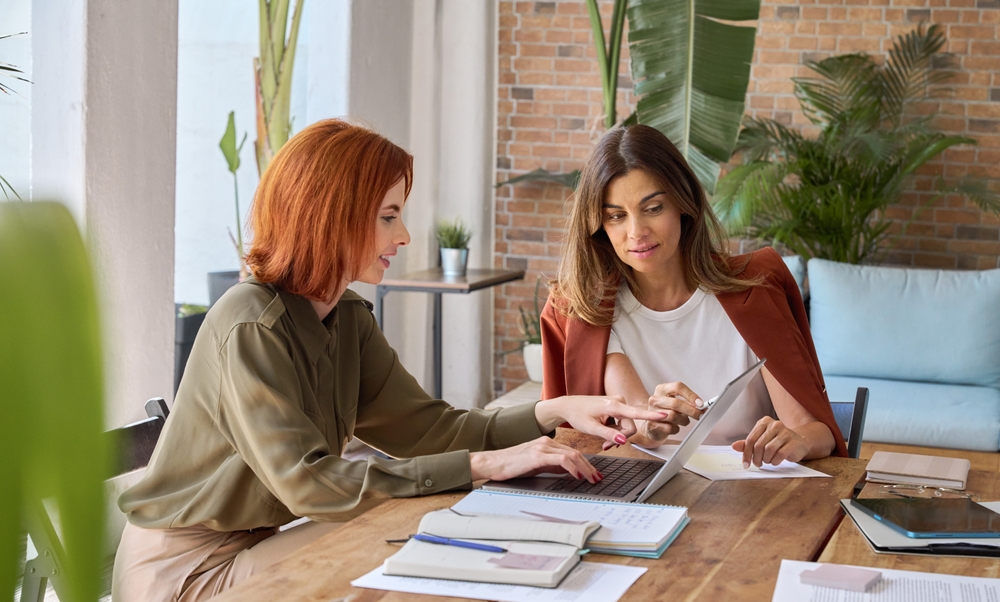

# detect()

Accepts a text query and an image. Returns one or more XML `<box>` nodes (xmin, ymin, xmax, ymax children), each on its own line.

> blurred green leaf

<box><xmin>0</xmin><ymin>201</ymin><xmax>107</xmax><ymax>602</ymax></box>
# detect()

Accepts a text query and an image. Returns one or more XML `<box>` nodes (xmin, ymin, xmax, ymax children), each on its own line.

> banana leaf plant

<box><xmin>0</xmin><ymin>201</ymin><xmax>108</xmax><ymax>602</ymax></box>
<box><xmin>497</xmin><ymin>0</ymin><xmax>760</xmax><ymax>195</ymax></box>
<box><xmin>219</xmin><ymin>111</ymin><xmax>249</xmax><ymax>279</ymax></box>
<box><xmin>1</xmin><ymin>32</ymin><xmax>30</xmax><ymax>200</ymax></box>
<box><xmin>713</xmin><ymin>24</ymin><xmax>1000</xmax><ymax>264</ymax></box>
<box><xmin>627</xmin><ymin>0</ymin><xmax>759</xmax><ymax>195</ymax></box>
<box><xmin>255</xmin><ymin>0</ymin><xmax>304</xmax><ymax>176</ymax></box>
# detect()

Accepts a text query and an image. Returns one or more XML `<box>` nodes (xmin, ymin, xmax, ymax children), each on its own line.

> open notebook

<box><xmin>382</xmin><ymin>509</ymin><xmax>600</xmax><ymax>588</ymax></box>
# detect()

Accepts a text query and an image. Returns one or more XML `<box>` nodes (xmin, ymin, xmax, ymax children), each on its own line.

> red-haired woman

<box><xmin>112</xmin><ymin>119</ymin><xmax>667</xmax><ymax>602</ymax></box>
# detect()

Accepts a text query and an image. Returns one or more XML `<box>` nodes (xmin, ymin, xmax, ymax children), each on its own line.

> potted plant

<box><xmin>518</xmin><ymin>277</ymin><xmax>545</xmax><ymax>383</ymax></box>
<box><xmin>436</xmin><ymin>218</ymin><xmax>472</xmax><ymax>277</ymax></box>
<box><xmin>713</xmin><ymin>24</ymin><xmax>999</xmax><ymax>264</ymax></box>
<box><xmin>209</xmin><ymin>111</ymin><xmax>250</xmax><ymax>305</ymax></box>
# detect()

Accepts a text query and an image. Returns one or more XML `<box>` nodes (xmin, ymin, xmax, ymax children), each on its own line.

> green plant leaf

<box><xmin>714</xmin><ymin>24</ymin><xmax>993</xmax><ymax>264</ymax></box>
<box><xmin>627</xmin><ymin>0</ymin><xmax>760</xmax><ymax>194</ymax></box>
<box><xmin>436</xmin><ymin>218</ymin><xmax>473</xmax><ymax>249</ymax></box>
<box><xmin>495</xmin><ymin>168</ymin><xmax>581</xmax><ymax>191</ymax></box>
<box><xmin>219</xmin><ymin>111</ymin><xmax>247</xmax><ymax>174</ymax></box>
<box><xmin>0</xmin><ymin>202</ymin><xmax>106</xmax><ymax>602</ymax></box>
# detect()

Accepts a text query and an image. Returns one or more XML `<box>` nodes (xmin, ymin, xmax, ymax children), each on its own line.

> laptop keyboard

<box><xmin>544</xmin><ymin>456</ymin><xmax>661</xmax><ymax>498</ymax></box>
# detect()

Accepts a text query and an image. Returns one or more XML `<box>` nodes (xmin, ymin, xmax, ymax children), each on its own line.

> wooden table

<box><xmin>374</xmin><ymin>268</ymin><xmax>524</xmax><ymax>398</ymax></box>
<box><xmin>215</xmin><ymin>430</ymin><xmax>867</xmax><ymax>602</ymax></box>
<box><xmin>818</xmin><ymin>468</ymin><xmax>1000</xmax><ymax>579</ymax></box>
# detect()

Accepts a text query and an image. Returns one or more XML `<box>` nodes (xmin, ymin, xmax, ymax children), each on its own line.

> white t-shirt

<box><xmin>607</xmin><ymin>285</ymin><xmax>774</xmax><ymax>444</ymax></box>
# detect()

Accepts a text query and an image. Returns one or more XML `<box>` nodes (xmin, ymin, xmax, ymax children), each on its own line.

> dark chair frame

<box><xmin>19</xmin><ymin>398</ymin><xmax>169</xmax><ymax>602</ymax></box>
<box><xmin>830</xmin><ymin>387</ymin><xmax>870</xmax><ymax>459</ymax></box>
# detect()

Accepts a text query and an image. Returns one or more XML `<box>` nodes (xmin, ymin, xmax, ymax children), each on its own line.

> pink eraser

<box><xmin>800</xmin><ymin>564</ymin><xmax>882</xmax><ymax>592</ymax></box>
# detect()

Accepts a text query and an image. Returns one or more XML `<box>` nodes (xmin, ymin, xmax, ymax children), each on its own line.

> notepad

<box><xmin>452</xmin><ymin>490</ymin><xmax>689</xmax><ymax>558</ymax></box>
<box><xmin>866</xmin><ymin>451</ymin><xmax>971</xmax><ymax>489</ymax></box>
<box><xmin>381</xmin><ymin>509</ymin><xmax>600</xmax><ymax>588</ymax></box>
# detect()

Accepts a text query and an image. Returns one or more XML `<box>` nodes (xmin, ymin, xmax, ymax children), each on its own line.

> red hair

<box><xmin>246</xmin><ymin>119</ymin><xmax>413</xmax><ymax>301</ymax></box>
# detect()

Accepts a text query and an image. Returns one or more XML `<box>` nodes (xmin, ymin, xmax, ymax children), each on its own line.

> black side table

<box><xmin>375</xmin><ymin>268</ymin><xmax>525</xmax><ymax>399</ymax></box>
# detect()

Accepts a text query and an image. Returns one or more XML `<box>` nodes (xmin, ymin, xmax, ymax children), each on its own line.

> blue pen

<box><xmin>413</xmin><ymin>533</ymin><xmax>507</xmax><ymax>553</ymax></box>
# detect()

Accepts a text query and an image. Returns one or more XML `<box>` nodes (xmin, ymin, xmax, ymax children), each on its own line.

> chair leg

<box><xmin>19</xmin><ymin>556</ymin><xmax>51</xmax><ymax>602</ymax></box>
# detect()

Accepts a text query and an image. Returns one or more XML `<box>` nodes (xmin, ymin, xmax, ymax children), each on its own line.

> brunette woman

<box><xmin>542</xmin><ymin>124</ymin><xmax>846</xmax><ymax>468</ymax></box>
<box><xmin>113</xmin><ymin>120</ymin><xmax>668</xmax><ymax>602</ymax></box>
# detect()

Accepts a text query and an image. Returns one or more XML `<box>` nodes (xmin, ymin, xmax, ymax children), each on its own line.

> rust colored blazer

<box><xmin>540</xmin><ymin>247</ymin><xmax>847</xmax><ymax>458</ymax></box>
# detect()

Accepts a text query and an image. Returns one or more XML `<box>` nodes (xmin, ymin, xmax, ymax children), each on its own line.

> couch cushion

<box><xmin>808</xmin><ymin>258</ymin><xmax>1000</xmax><ymax>388</ymax></box>
<box><xmin>825</xmin><ymin>375</ymin><xmax>1000</xmax><ymax>452</ymax></box>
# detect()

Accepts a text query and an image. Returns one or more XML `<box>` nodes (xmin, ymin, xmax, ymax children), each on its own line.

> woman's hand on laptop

<box><xmin>470</xmin><ymin>437</ymin><xmax>602</xmax><ymax>483</ymax></box>
<box><xmin>534</xmin><ymin>395</ymin><xmax>671</xmax><ymax>448</ymax></box>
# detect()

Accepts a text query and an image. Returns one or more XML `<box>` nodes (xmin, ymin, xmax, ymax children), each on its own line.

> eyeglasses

<box><xmin>878</xmin><ymin>484</ymin><xmax>979</xmax><ymax>502</ymax></box>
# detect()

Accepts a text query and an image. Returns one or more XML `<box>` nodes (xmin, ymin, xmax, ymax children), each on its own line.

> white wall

<box><xmin>174</xmin><ymin>0</ymin><xmax>350</xmax><ymax>306</ymax></box>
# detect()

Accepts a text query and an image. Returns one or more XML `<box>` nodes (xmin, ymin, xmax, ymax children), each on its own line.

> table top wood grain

<box><xmin>214</xmin><ymin>429</ymin><xmax>867</xmax><ymax>602</ymax></box>
<box><xmin>817</xmin><ymin>468</ymin><xmax>1000</xmax><ymax>579</ymax></box>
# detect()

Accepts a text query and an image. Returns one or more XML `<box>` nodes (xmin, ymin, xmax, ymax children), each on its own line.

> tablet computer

<box><xmin>850</xmin><ymin>498</ymin><xmax>1000</xmax><ymax>539</ymax></box>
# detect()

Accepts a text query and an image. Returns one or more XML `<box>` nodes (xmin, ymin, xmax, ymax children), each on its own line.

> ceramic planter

<box><xmin>174</xmin><ymin>306</ymin><xmax>207</xmax><ymax>392</ymax></box>
<box><xmin>522</xmin><ymin>343</ymin><xmax>543</xmax><ymax>383</ymax></box>
<box><xmin>208</xmin><ymin>270</ymin><xmax>241</xmax><ymax>306</ymax></box>
<box><xmin>440</xmin><ymin>248</ymin><xmax>469</xmax><ymax>277</ymax></box>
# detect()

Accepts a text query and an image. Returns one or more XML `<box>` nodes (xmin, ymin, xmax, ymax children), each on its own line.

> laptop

<box><xmin>483</xmin><ymin>358</ymin><xmax>766</xmax><ymax>504</ymax></box>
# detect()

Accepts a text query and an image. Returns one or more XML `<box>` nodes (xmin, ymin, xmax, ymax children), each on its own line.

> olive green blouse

<box><xmin>119</xmin><ymin>278</ymin><xmax>545</xmax><ymax>531</ymax></box>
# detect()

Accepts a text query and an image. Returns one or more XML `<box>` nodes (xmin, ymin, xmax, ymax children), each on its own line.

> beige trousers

<box><xmin>112</xmin><ymin>520</ymin><xmax>340</xmax><ymax>602</ymax></box>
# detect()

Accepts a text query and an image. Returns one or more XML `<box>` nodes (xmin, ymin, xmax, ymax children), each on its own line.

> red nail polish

<box><xmin>615</xmin><ymin>434</ymin><xmax>627</xmax><ymax>445</ymax></box>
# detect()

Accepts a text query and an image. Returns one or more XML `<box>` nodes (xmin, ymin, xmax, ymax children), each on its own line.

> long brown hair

<box><xmin>246</xmin><ymin>119</ymin><xmax>413</xmax><ymax>302</ymax></box>
<box><xmin>551</xmin><ymin>125</ymin><xmax>757</xmax><ymax>326</ymax></box>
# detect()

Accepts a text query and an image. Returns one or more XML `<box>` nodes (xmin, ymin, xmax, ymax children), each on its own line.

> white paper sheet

<box><xmin>772</xmin><ymin>559</ymin><xmax>1000</xmax><ymax>601</ymax></box>
<box><xmin>351</xmin><ymin>560</ymin><xmax>646</xmax><ymax>602</ymax></box>
<box><xmin>638</xmin><ymin>444</ymin><xmax>829</xmax><ymax>480</ymax></box>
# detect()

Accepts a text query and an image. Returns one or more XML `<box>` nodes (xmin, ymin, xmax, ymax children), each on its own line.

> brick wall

<box><xmin>493</xmin><ymin>0</ymin><xmax>1000</xmax><ymax>395</ymax></box>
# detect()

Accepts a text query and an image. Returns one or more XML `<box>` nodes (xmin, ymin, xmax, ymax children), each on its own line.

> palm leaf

<box><xmin>496</xmin><ymin>168</ymin><xmax>581</xmax><ymax>191</ymax></box>
<box><xmin>881</xmin><ymin>24</ymin><xmax>948</xmax><ymax>126</ymax></box>
<box><xmin>0</xmin><ymin>202</ymin><xmax>107</xmax><ymax>602</ymax></box>
<box><xmin>627</xmin><ymin>0</ymin><xmax>760</xmax><ymax>194</ymax></box>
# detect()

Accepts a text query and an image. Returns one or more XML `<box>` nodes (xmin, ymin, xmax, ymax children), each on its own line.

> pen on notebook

<box><xmin>413</xmin><ymin>533</ymin><xmax>507</xmax><ymax>553</ymax></box>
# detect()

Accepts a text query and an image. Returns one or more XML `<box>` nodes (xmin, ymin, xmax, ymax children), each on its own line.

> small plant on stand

<box><xmin>436</xmin><ymin>218</ymin><xmax>472</xmax><ymax>277</ymax></box>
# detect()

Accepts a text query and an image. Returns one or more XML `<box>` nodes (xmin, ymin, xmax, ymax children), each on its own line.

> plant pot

<box><xmin>175</xmin><ymin>306</ymin><xmax>207</xmax><ymax>393</ymax></box>
<box><xmin>440</xmin><ymin>248</ymin><xmax>469</xmax><ymax>277</ymax></box>
<box><xmin>208</xmin><ymin>270</ymin><xmax>241</xmax><ymax>306</ymax></box>
<box><xmin>522</xmin><ymin>343</ymin><xmax>543</xmax><ymax>383</ymax></box>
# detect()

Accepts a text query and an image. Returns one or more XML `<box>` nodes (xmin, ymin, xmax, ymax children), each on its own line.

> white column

<box><xmin>32</xmin><ymin>0</ymin><xmax>178</xmax><ymax>427</ymax></box>
<box><xmin>434</xmin><ymin>0</ymin><xmax>498</xmax><ymax>408</ymax></box>
<box><xmin>339</xmin><ymin>0</ymin><xmax>498</xmax><ymax>408</ymax></box>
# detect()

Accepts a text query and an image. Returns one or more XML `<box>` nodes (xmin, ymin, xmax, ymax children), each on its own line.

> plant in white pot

<box><xmin>517</xmin><ymin>277</ymin><xmax>545</xmax><ymax>383</ymax></box>
<box><xmin>436</xmin><ymin>218</ymin><xmax>472</xmax><ymax>277</ymax></box>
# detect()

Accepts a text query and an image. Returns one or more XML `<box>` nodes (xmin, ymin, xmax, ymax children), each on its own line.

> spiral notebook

<box><xmin>452</xmin><ymin>490</ymin><xmax>689</xmax><ymax>558</ymax></box>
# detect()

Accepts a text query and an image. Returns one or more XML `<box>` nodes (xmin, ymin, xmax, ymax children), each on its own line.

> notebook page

<box><xmin>453</xmin><ymin>490</ymin><xmax>686</xmax><ymax>546</ymax></box>
<box><xmin>419</xmin><ymin>510</ymin><xmax>598</xmax><ymax>548</ymax></box>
